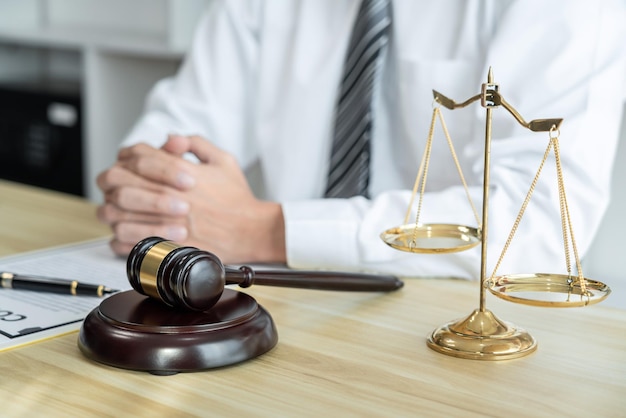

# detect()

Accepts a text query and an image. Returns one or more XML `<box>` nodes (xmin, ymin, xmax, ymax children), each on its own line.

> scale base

<box><xmin>426</xmin><ymin>308</ymin><xmax>537</xmax><ymax>360</ymax></box>
<box><xmin>78</xmin><ymin>289</ymin><xmax>278</xmax><ymax>374</ymax></box>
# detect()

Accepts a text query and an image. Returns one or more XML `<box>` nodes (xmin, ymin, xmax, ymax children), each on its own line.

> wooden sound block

<box><xmin>78</xmin><ymin>289</ymin><xmax>278</xmax><ymax>375</ymax></box>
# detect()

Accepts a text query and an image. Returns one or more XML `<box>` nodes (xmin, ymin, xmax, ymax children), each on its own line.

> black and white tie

<box><xmin>325</xmin><ymin>0</ymin><xmax>392</xmax><ymax>198</ymax></box>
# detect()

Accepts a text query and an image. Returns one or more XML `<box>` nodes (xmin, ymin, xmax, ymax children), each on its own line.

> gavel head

<box><xmin>126</xmin><ymin>237</ymin><xmax>226</xmax><ymax>311</ymax></box>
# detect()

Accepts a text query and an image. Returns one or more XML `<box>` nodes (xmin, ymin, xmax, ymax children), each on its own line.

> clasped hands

<box><xmin>97</xmin><ymin>135</ymin><xmax>286</xmax><ymax>264</ymax></box>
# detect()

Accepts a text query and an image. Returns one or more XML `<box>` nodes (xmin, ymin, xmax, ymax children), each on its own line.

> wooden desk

<box><xmin>0</xmin><ymin>180</ymin><xmax>624</xmax><ymax>417</ymax></box>
<box><xmin>0</xmin><ymin>180</ymin><xmax>110</xmax><ymax>256</ymax></box>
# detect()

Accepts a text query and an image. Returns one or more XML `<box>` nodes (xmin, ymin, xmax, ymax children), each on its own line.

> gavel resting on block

<box><xmin>79</xmin><ymin>237</ymin><xmax>403</xmax><ymax>373</ymax></box>
<box><xmin>127</xmin><ymin>236</ymin><xmax>404</xmax><ymax>312</ymax></box>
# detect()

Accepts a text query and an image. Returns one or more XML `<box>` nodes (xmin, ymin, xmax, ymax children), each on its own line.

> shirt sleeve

<box><xmin>121</xmin><ymin>0</ymin><xmax>262</xmax><ymax>169</ymax></box>
<box><xmin>284</xmin><ymin>0</ymin><xmax>626</xmax><ymax>279</ymax></box>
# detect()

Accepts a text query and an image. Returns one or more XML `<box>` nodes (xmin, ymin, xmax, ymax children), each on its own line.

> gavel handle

<box><xmin>225</xmin><ymin>267</ymin><xmax>403</xmax><ymax>292</ymax></box>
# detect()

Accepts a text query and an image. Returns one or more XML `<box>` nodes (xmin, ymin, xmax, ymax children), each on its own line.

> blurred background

<box><xmin>0</xmin><ymin>0</ymin><xmax>208</xmax><ymax>199</ymax></box>
<box><xmin>0</xmin><ymin>0</ymin><xmax>624</xmax><ymax>306</ymax></box>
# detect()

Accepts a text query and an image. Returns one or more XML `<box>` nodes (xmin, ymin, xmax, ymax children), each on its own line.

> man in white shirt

<box><xmin>97</xmin><ymin>0</ymin><xmax>626</xmax><ymax>279</ymax></box>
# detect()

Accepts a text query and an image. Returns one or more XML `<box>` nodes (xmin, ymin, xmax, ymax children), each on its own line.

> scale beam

<box><xmin>433</xmin><ymin>90</ymin><xmax>563</xmax><ymax>132</ymax></box>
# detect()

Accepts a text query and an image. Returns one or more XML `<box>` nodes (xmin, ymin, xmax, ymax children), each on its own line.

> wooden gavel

<box><xmin>127</xmin><ymin>237</ymin><xmax>403</xmax><ymax>311</ymax></box>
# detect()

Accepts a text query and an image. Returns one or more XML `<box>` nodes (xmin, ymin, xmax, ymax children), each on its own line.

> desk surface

<box><xmin>0</xmin><ymin>179</ymin><xmax>625</xmax><ymax>417</ymax></box>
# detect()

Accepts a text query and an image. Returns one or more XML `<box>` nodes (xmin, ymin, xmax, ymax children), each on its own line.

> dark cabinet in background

<box><xmin>0</xmin><ymin>83</ymin><xmax>83</xmax><ymax>196</ymax></box>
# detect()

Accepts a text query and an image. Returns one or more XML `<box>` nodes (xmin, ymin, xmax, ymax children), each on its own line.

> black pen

<box><xmin>0</xmin><ymin>272</ymin><xmax>119</xmax><ymax>297</ymax></box>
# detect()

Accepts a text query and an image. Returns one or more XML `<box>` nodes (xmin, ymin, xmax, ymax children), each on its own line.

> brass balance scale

<box><xmin>380</xmin><ymin>68</ymin><xmax>611</xmax><ymax>360</ymax></box>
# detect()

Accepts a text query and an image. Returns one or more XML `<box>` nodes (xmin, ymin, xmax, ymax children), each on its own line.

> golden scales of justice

<box><xmin>380</xmin><ymin>68</ymin><xmax>611</xmax><ymax>360</ymax></box>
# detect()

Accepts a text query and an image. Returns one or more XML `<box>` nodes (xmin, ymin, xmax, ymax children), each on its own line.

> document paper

<box><xmin>0</xmin><ymin>239</ymin><xmax>131</xmax><ymax>351</ymax></box>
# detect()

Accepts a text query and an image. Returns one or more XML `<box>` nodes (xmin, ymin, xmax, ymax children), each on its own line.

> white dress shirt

<box><xmin>123</xmin><ymin>0</ymin><xmax>626</xmax><ymax>279</ymax></box>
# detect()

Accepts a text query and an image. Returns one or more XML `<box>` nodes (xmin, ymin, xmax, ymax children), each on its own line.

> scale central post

<box><xmin>479</xmin><ymin>68</ymin><xmax>496</xmax><ymax>312</ymax></box>
<box><xmin>425</xmin><ymin>69</ymin><xmax>537</xmax><ymax>360</ymax></box>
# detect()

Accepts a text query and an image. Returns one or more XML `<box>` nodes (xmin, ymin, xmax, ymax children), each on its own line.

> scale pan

<box><xmin>487</xmin><ymin>273</ymin><xmax>611</xmax><ymax>307</ymax></box>
<box><xmin>380</xmin><ymin>223</ymin><xmax>480</xmax><ymax>254</ymax></box>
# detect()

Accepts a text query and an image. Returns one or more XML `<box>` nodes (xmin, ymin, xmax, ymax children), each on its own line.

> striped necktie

<box><xmin>325</xmin><ymin>0</ymin><xmax>392</xmax><ymax>198</ymax></box>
